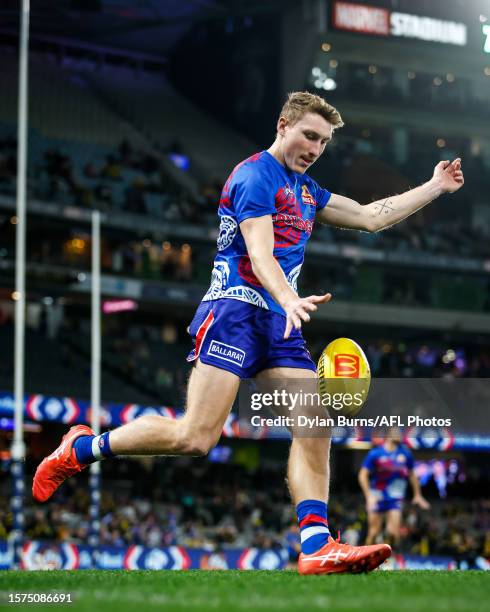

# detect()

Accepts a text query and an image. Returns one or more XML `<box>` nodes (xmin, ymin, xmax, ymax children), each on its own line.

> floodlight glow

<box><xmin>323</xmin><ymin>78</ymin><xmax>337</xmax><ymax>91</ymax></box>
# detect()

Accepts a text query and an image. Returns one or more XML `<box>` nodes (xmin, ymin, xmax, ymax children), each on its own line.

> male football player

<box><xmin>359</xmin><ymin>427</ymin><xmax>431</xmax><ymax>547</ymax></box>
<box><xmin>33</xmin><ymin>92</ymin><xmax>463</xmax><ymax>575</ymax></box>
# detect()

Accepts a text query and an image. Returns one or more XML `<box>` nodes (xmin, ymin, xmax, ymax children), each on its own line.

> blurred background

<box><xmin>0</xmin><ymin>0</ymin><xmax>489</xmax><ymax>570</ymax></box>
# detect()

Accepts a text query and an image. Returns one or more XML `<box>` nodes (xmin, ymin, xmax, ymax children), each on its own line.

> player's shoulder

<box><xmin>301</xmin><ymin>173</ymin><xmax>320</xmax><ymax>188</ymax></box>
<box><xmin>398</xmin><ymin>443</ymin><xmax>413</xmax><ymax>457</ymax></box>
<box><xmin>229</xmin><ymin>151</ymin><xmax>274</xmax><ymax>182</ymax></box>
<box><xmin>300</xmin><ymin>172</ymin><xmax>331</xmax><ymax>208</ymax></box>
<box><xmin>366</xmin><ymin>445</ymin><xmax>383</xmax><ymax>459</ymax></box>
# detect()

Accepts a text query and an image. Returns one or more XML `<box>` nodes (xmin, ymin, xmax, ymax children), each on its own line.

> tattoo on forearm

<box><xmin>375</xmin><ymin>199</ymin><xmax>394</xmax><ymax>216</ymax></box>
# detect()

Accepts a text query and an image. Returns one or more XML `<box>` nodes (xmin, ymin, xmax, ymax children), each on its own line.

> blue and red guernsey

<box><xmin>362</xmin><ymin>444</ymin><xmax>414</xmax><ymax>502</ymax></box>
<box><xmin>202</xmin><ymin>151</ymin><xmax>331</xmax><ymax>316</ymax></box>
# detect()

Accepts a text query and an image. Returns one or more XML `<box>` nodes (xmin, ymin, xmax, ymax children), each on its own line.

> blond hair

<box><xmin>279</xmin><ymin>91</ymin><xmax>344</xmax><ymax>129</ymax></box>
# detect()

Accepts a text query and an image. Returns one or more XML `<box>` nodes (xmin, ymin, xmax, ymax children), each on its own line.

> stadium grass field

<box><xmin>0</xmin><ymin>570</ymin><xmax>487</xmax><ymax>612</ymax></box>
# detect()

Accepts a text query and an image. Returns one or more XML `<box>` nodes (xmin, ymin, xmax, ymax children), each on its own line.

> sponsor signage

<box><xmin>484</xmin><ymin>24</ymin><xmax>490</xmax><ymax>53</ymax></box>
<box><xmin>102</xmin><ymin>299</ymin><xmax>138</xmax><ymax>314</ymax></box>
<box><xmin>0</xmin><ymin>541</ymin><xmax>288</xmax><ymax>571</ymax></box>
<box><xmin>332</xmin><ymin>2</ymin><xmax>467</xmax><ymax>46</ymax></box>
<box><xmin>0</xmin><ymin>541</ymin><xmax>485</xmax><ymax>571</ymax></box>
<box><xmin>207</xmin><ymin>341</ymin><xmax>246</xmax><ymax>367</ymax></box>
<box><xmin>334</xmin><ymin>354</ymin><xmax>360</xmax><ymax>378</ymax></box>
<box><xmin>1</xmin><ymin>390</ymin><xmax>489</xmax><ymax>450</ymax></box>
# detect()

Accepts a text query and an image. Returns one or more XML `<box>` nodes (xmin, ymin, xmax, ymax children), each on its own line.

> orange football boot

<box><xmin>32</xmin><ymin>425</ymin><xmax>94</xmax><ymax>502</ymax></box>
<box><xmin>298</xmin><ymin>535</ymin><xmax>391</xmax><ymax>575</ymax></box>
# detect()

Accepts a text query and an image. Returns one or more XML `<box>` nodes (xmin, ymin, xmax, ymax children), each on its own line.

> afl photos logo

<box><xmin>334</xmin><ymin>354</ymin><xmax>360</xmax><ymax>377</ymax></box>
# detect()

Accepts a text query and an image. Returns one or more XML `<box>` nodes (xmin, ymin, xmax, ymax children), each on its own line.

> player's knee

<box><xmin>175</xmin><ymin>426</ymin><xmax>218</xmax><ymax>456</ymax></box>
<box><xmin>186</xmin><ymin>436</ymin><xmax>215</xmax><ymax>456</ymax></box>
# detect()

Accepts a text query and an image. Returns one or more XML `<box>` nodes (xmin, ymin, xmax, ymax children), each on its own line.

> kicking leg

<box><xmin>32</xmin><ymin>360</ymin><xmax>239</xmax><ymax>502</ymax></box>
<box><xmin>109</xmin><ymin>360</ymin><xmax>239</xmax><ymax>455</ymax></box>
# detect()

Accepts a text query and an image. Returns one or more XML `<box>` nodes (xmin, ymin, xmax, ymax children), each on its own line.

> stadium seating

<box><xmin>0</xmin><ymin>456</ymin><xmax>487</xmax><ymax>558</ymax></box>
<box><xmin>0</xmin><ymin>318</ymin><xmax>157</xmax><ymax>404</ymax></box>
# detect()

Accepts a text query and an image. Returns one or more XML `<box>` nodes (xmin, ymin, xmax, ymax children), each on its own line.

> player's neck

<box><xmin>384</xmin><ymin>440</ymin><xmax>397</xmax><ymax>452</ymax></box>
<box><xmin>267</xmin><ymin>140</ymin><xmax>287</xmax><ymax>169</ymax></box>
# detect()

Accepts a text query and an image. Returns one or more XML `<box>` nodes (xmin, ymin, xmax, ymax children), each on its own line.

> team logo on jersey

<box><xmin>274</xmin><ymin>184</ymin><xmax>311</xmax><ymax>247</ymax></box>
<box><xmin>334</xmin><ymin>354</ymin><xmax>360</xmax><ymax>377</ymax></box>
<box><xmin>207</xmin><ymin>341</ymin><xmax>245</xmax><ymax>366</ymax></box>
<box><xmin>217</xmin><ymin>216</ymin><xmax>238</xmax><ymax>251</ymax></box>
<box><xmin>301</xmin><ymin>185</ymin><xmax>316</xmax><ymax>206</ymax></box>
<box><xmin>204</xmin><ymin>261</ymin><xmax>230</xmax><ymax>301</ymax></box>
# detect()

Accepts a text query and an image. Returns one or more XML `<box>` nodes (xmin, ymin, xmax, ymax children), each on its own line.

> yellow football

<box><xmin>317</xmin><ymin>337</ymin><xmax>371</xmax><ymax>418</ymax></box>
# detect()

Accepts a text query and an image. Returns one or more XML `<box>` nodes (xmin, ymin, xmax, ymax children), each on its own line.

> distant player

<box><xmin>358</xmin><ymin>427</ymin><xmax>430</xmax><ymax>547</ymax></box>
<box><xmin>33</xmin><ymin>91</ymin><xmax>463</xmax><ymax>575</ymax></box>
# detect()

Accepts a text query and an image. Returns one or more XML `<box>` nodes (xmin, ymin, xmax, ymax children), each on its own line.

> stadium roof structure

<box><xmin>0</xmin><ymin>0</ymin><xmax>285</xmax><ymax>62</ymax></box>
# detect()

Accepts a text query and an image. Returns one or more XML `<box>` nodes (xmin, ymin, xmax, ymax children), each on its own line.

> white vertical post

<box><xmin>12</xmin><ymin>0</ymin><xmax>30</xmax><ymax>464</ymax></box>
<box><xmin>91</xmin><ymin>210</ymin><xmax>101</xmax><ymax>439</ymax></box>
<box><xmin>10</xmin><ymin>0</ymin><xmax>30</xmax><ymax>568</ymax></box>
<box><xmin>89</xmin><ymin>210</ymin><xmax>102</xmax><ymax>551</ymax></box>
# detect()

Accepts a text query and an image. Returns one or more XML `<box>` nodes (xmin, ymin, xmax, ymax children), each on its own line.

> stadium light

<box><xmin>323</xmin><ymin>78</ymin><xmax>337</xmax><ymax>91</ymax></box>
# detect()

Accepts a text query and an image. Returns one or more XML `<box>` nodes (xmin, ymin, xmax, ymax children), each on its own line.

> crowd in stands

<box><xmin>48</xmin><ymin>307</ymin><xmax>490</xmax><ymax>406</ymax></box>
<box><xmin>1</xmin><ymin>300</ymin><xmax>489</xmax><ymax>409</ymax></box>
<box><xmin>363</xmin><ymin>340</ymin><xmax>490</xmax><ymax>379</ymax></box>
<box><xmin>2</xmin><ymin>127</ymin><xmax>490</xmax><ymax>264</ymax></box>
<box><xmin>62</xmin><ymin>313</ymin><xmax>490</xmax><ymax>407</ymax></box>
<box><xmin>0</xmin><ymin>132</ymin><xmax>198</xmax><ymax>222</ymax></box>
<box><xmin>327</xmin><ymin>60</ymin><xmax>489</xmax><ymax>118</ymax></box>
<box><xmin>0</xmin><ymin>457</ymin><xmax>487</xmax><ymax>562</ymax></box>
<box><xmin>306</xmin><ymin>336</ymin><xmax>490</xmax><ymax>380</ymax></box>
<box><xmin>39</xmin><ymin>140</ymin><xmax>199</xmax><ymax>222</ymax></box>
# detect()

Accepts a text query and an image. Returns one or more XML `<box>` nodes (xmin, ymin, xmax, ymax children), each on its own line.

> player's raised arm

<box><xmin>239</xmin><ymin>215</ymin><xmax>331</xmax><ymax>339</ymax></box>
<box><xmin>317</xmin><ymin>158</ymin><xmax>464</xmax><ymax>232</ymax></box>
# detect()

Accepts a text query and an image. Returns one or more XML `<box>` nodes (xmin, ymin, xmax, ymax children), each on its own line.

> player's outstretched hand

<box><xmin>412</xmin><ymin>494</ymin><xmax>431</xmax><ymax>510</ymax></box>
<box><xmin>432</xmin><ymin>158</ymin><xmax>464</xmax><ymax>194</ymax></box>
<box><xmin>283</xmin><ymin>293</ymin><xmax>331</xmax><ymax>339</ymax></box>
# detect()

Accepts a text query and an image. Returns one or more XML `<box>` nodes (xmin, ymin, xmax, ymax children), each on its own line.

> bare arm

<box><xmin>239</xmin><ymin>215</ymin><xmax>331</xmax><ymax>338</ymax></box>
<box><xmin>317</xmin><ymin>158</ymin><xmax>464</xmax><ymax>232</ymax></box>
<box><xmin>409</xmin><ymin>470</ymin><xmax>431</xmax><ymax>509</ymax></box>
<box><xmin>358</xmin><ymin>467</ymin><xmax>375</xmax><ymax>511</ymax></box>
<box><xmin>358</xmin><ymin>467</ymin><xmax>371</xmax><ymax>498</ymax></box>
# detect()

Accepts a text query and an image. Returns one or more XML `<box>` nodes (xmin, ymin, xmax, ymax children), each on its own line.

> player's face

<box><xmin>386</xmin><ymin>426</ymin><xmax>402</xmax><ymax>444</ymax></box>
<box><xmin>281</xmin><ymin>113</ymin><xmax>333</xmax><ymax>174</ymax></box>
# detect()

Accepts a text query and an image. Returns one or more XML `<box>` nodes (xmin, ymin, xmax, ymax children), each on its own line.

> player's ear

<box><xmin>277</xmin><ymin>116</ymin><xmax>287</xmax><ymax>137</ymax></box>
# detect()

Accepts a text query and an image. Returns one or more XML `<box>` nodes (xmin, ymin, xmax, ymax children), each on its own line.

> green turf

<box><xmin>0</xmin><ymin>570</ymin><xmax>486</xmax><ymax>612</ymax></box>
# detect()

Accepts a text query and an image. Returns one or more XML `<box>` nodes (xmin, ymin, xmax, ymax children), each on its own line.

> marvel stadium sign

<box><xmin>332</xmin><ymin>1</ymin><xmax>467</xmax><ymax>47</ymax></box>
